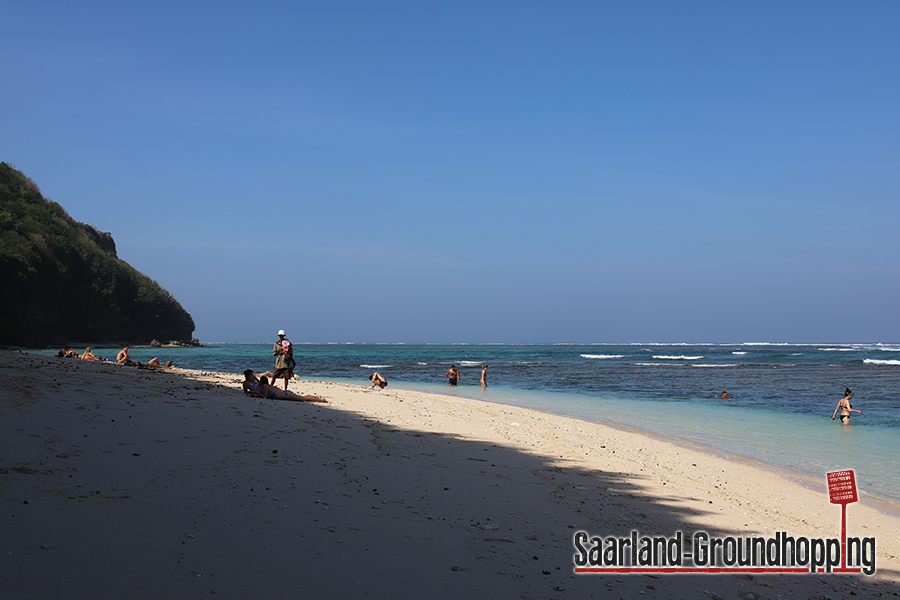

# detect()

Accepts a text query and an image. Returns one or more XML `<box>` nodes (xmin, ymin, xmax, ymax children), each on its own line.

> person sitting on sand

<box><xmin>116</xmin><ymin>346</ymin><xmax>133</xmax><ymax>365</ymax></box>
<box><xmin>832</xmin><ymin>387</ymin><xmax>861</xmax><ymax>424</ymax></box>
<box><xmin>242</xmin><ymin>369</ymin><xmax>261</xmax><ymax>394</ymax></box>
<box><xmin>80</xmin><ymin>347</ymin><xmax>100</xmax><ymax>361</ymax></box>
<box><xmin>59</xmin><ymin>345</ymin><xmax>79</xmax><ymax>358</ymax></box>
<box><xmin>444</xmin><ymin>365</ymin><xmax>459</xmax><ymax>386</ymax></box>
<box><xmin>370</xmin><ymin>372</ymin><xmax>388</xmax><ymax>389</ymax></box>
<box><xmin>255</xmin><ymin>376</ymin><xmax>326</xmax><ymax>403</ymax></box>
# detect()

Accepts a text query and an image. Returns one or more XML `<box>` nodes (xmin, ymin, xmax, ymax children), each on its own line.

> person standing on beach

<box><xmin>832</xmin><ymin>387</ymin><xmax>861</xmax><ymax>424</ymax></box>
<box><xmin>444</xmin><ymin>365</ymin><xmax>459</xmax><ymax>386</ymax></box>
<box><xmin>273</xmin><ymin>330</ymin><xmax>294</xmax><ymax>391</ymax></box>
<box><xmin>481</xmin><ymin>365</ymin><xmax>488</xmax><ymax>388</ymax></box>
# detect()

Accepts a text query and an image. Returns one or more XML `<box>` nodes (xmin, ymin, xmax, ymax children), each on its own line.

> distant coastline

<box><xmin>3</xmin><ymin>341</ymin><xmax>207</xmax><ymax>351</ymax></box>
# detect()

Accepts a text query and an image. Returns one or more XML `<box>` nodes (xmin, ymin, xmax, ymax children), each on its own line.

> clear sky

<box><xmin>3</xmin><ymin>1</ymin><xmax>898</xmax><ymax>343</ymax></box>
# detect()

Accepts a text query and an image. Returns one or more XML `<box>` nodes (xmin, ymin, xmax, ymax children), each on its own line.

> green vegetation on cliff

<box><xmin>0</xmin><ymin>162</ymin><xmax>195</xmax><ymax>347</ymax></box>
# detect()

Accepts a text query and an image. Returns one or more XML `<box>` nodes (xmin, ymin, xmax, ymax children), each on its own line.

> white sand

<box><xmin>2</xmin><ymin>350</ymin><xmax>898</xmax><ymax>599</ymax></box>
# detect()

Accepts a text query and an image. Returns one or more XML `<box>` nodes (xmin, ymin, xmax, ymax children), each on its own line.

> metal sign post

<box><xmin>826</xmin><ymin>470</ymin><xmax>858</xmax><ymax>570</ymax></box>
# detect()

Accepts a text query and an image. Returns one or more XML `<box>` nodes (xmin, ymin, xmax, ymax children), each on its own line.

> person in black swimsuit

<box><xmin>832</xmin><ymin>388</ymin><xmax>860</xmax><ymax>424</ymax></box>
<box><xmin>370</xmin><ymin>372</ymin><xmax>388</xmax><ymax>389</ymax></box>
<box><xmin>444</xmin><ymin>365</ymin><xmax>459</xmax><ymax>386</ymax></box>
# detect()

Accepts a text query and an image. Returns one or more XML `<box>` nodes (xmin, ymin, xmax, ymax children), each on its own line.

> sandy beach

<box><xmin>2</xmin><ymin>350</ymin><xmax>899</xmax><ymax>599</ymax></box>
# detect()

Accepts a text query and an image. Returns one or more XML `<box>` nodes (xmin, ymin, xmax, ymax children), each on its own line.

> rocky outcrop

<box><xmin>0</xmin><ymin>163</ymin><xmax>195</xmax><ymax>347</ymax></box>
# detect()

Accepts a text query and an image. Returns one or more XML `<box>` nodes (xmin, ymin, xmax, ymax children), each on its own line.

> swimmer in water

<box><xmin>832</xmin><ymin>387</ymin><xmax>861</xmax><ymax>424</ymax></box>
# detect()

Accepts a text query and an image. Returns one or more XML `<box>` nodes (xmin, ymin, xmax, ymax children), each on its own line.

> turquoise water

<box><xmin>36</xmin><ymin>343</ymin><xmax>900</xmax><ymax>504</ymax></box>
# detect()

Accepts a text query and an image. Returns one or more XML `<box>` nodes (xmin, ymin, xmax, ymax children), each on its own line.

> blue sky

<box><xmin>3</xmin><ymin>1</ymin><xmax>898</xmax><ymax>343</ymax></box>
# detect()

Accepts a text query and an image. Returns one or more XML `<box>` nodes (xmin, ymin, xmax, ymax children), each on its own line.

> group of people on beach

<box><xmin>370</xmin><ymin>363</ymin><xmax>489</xmax><ymax>391</ymax></box>
<box><xmin>238</xmin><ymin>330</ymin><xmax>326</xmax><ymax>403</ymax></box>
<box><xmin>78</xmin><ymin>329</ymin><xmax>859</xmax><ymax>422</ymax></box>
<box><xmin>245</xmin><ymin>330</ymin><xmax>495</xmax><ymax>404</ymax></box>
<box><xmin>443</xmin><ymin>364</ymin><xmax>489</xmax><ymax>388</ymax></box>
<box><xmin>241</xmin><ymin>369</ymin><xmax>326</xmax><ymax>403</ymax></box>
<box><xmin>269</xmin><ymin>333</ymin><xmax>868</xmax><ymax>424</ymax></box>
<box><xmin>260</xmin><ymin>332</ymin><xmax>865</xmax><ymax>423</ymax></box>
<box><xmin>369</xmin><ymin>364</ymin><xmax>489</xmax><ymax>391</ymax></box>
<box><xmin>58</xmin><ymin>344</ymin><xmax>174</xmax><ymax>369</ymax></box>
<box><xmin>61</xmin><ymin>331</ymin><xmax>865</xmax><ymax>423</ymax></box>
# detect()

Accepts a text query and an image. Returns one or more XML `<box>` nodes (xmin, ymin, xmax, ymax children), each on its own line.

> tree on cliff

<box><xmin>0</xmin><ymin>162</ymin><xmax>195</xmax><ymax>347</ymax></box>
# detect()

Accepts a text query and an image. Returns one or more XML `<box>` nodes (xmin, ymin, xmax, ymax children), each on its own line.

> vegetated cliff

<box><xmin>0</xmin><ymin>162</ymin><xmax>195</xmax><ymax>347</ymax></box>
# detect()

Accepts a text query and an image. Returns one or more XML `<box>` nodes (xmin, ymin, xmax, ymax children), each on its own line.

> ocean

<box><xmin>34</xmin><ymin>342</ymin><xmax>900</xmax><ymax>505</ymax></box>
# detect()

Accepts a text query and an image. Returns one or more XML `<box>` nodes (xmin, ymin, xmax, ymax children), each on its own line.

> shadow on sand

<box><xmin>0</xmin><ymin>354</ymin><xmax>896</xmax><ymax>599</ymax></box>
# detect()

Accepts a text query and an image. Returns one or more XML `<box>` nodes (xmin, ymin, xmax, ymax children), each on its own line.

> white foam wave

<box><xmin>458</xmin><ymin>361</ymin><xmax>483</xmax><ymax>366</ymax></box>
<box><xmin>652</xmin><ymin>355</ymin><xmax>703</xmax><ymax>360</ymax></box>
<box><xmin>581</xmin><ymin>354</ymin><xmax>625</xmax><ymax>359</ymax></box>
<box><xmin>632</xmin><ymin>362</ymin><xmax>680</xmax><ymax>367</ymax></box>
<box><xmin>630</xmin><ymin>342</ymin><xmax>713</xmax><ymax>346</ymax></box>
<box><xmin>820</xmin><ymin>347</ymin><xmax>856</xmax><ymax>352</ymax></box>
<box><xmin>732</xmin><ymin>351</ymin><xmax>747</xmax><ymax>355</ymax></box>
<box><xmin>864</xmin><ymin>359</ymin><xmax>900</xmax><ymax>366</ymax></box>
<box><xmin>360</xmin><ymin>364</ymin><xmax>392</xmax><ymax>369</ymax></box>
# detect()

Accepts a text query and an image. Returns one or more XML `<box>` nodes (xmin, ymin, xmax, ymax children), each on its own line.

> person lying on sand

<box><xmin>242</xmin><ymin>369</ymin><xmax>278</xmax><ymax>394</ymax></box>
<box><xmin>369</xmin><ymin>372</ymin><xmax>388</xmax><ymax>389</ymax></box>
<box><xmin>132</xmin><ymin>357</ymin><xmax>174</xmax><ymax>369</ymax></box>
<box><xmin>255</xmin><ymin>376</ymin><xmax>327</xmax><ymax>403</ymax></box>
<box><xmin>80</xmin><ymin>348</ymin><xmax>100</xmax><ymax>361</ymax></box>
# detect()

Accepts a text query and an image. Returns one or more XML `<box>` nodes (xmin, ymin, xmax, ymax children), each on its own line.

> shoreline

<box><xmin>571</xmin><ymin>412</ymin><xmax>900</xmax><ymax>518</ymax></box>
<box><xmin>11</xmin><ymin>349</ymin><xmax>900</xmax><ymax>513</ymax></box>
<box><xmin>2</xmin><ymin>350</ymin><xmax>899</xmax><ymax>598</ymax></box>
<box><xmin>13</xmin><ymin>350</ymin><xmax>900</xmax><ymax>511</ymax></box>
<box><xmin>384</xmin><ymin>380</ymin><xmax>900</xmax><ymax>520</ymax></box>
<box><xmin>367</xmin><ymin>377</ymin><xmax>900</xmax><ymax>512</ymax></box>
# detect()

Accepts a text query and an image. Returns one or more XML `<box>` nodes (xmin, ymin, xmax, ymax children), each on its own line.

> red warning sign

<box><xmin>827</xmin><ymin>470</ymin><xmax>858</xmax><ymax>505</ymax></box>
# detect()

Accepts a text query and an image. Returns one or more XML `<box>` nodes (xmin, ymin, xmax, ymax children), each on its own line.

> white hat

<box><xmin>277</xmin><ymin>330</ymin><xmax>286</xmax><ymax>336</ymax></box>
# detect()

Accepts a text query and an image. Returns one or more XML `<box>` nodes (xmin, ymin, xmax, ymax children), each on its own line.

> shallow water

<box><xmin>35</xmin><ymin>342</ymin><xmax>900</xmax><ymax>504</ymax></box>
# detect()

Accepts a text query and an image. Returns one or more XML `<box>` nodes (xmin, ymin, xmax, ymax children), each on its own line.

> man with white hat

<box><xmin>272</xmin><ymin>329</ymin><xmax>294</xmax><ymax>391</ymax></box>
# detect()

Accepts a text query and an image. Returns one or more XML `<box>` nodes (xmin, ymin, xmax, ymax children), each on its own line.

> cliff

<box><xmin>0</xmin><ymin>162</ymin><xmax>195</xmax><ymax>347</ymax></box>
